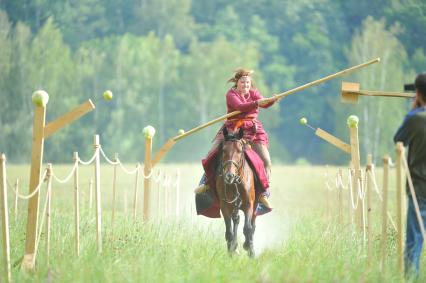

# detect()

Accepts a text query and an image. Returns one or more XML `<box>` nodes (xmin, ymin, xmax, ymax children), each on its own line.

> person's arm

<box><xmin>226</xmin><ymin>90</ymin><xmax>258</xmax><ymax>112</ymax></box>
<box><xmin>253</xmin><ymin>90</ymin><xmax>276</xmax><ymax>108</ymax></box>
<box><xmin>394</xmin><ymin>114</ymin><xmax>417</xmax><ymax>145</ymax></box>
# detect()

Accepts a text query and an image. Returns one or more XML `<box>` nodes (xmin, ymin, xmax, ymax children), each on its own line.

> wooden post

<box><xmin>89</xmin><ymin>179</ymin><xmax>93</xmax><ymax>210</ymax></box>
<box><xmin>348</xmin><ymin>116</ymin><xmax>362</xmax><ymax>231</ymax></box>
<box><xmin>22</xmin><ymin>94</ymin><xmax>94</xmax><ymax>270</ymax></box>
<box><xmin>366</xmin><ymin>154</ymin><xmax>373</xmax><ymax>265</ymax></box>
<box><xmin>337</xmin><ymin>169</ymin><xmax>343</xmax><ymax>224</ymax></box>
<box><xmin>45</xmin><ymin>164</ymin><xmax>52</xmax><ymax>266</ymax></box>
<box><xmin>164</xmin><ymin>176</ymin><xmax>169</xmax><ymax>217</ymax></box>
<box><xmin>133</xmin><ymin>164</ymin><xmax>140</xmax><ymax>220</ymax></box>
<box><xmin>14</xmin><ymin>179</ymin><xmax>19</xmax><ymax>222</ymax></box>
<box><xmin>157</xmin><ymin>171</ymin><xmax>162</xmax><ymax>218</ymax></box>
<box><xmin>380</xmin><ymin>155</ymin><xmax>390</xmax><ymax>272</ymax></box>
<box><xmin>94</xmin><ymin>135</ymin><xmax>102</xmax><ymax>253</ymax></box>
<box><xmin>143</xmin><ymin>136</ymin><xmax>153</xmax><ymax>222</ymax></box>
<box><xmin>349</xmin><ymin>169</ymin><xmax>354</xmax><ymax>229</ymax></box>
<box><xmin>111</xmin><ymin>153</ymin><xmax>118</xmax><ymax>230</ymax></box>
<box><xmin>0</xmin><ymin>154</ymin><xmax>11</xmax><ymax>282</ymax></box>
<box><xmin>396</xmin><ymin>142</ymin><xmax>404</xmax><ymax>272</ymax></box>
<box><xmin>175</xmin><ymin>169</ymin><xmax>180</xmax><ymax>217</ymax></box>
<box><xmin>123</xmin><ymin>189</ymin><xmax>128</xmax><ymax>215</ymax></box>
<box><xmin>73</xmin><ymin>152</ymin><xmax>80</xmax><ymax>256</ymax></box>
<box><xmin>23</xmin><ymin>104</ymin><xmax>46</xmax><ymax>270</ymax></box>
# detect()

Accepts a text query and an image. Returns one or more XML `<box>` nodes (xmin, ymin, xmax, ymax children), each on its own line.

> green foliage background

<box><xmin>0</xmin><ymin>0</ymin><xmax>425</xmax><ymax>164</ymax></box>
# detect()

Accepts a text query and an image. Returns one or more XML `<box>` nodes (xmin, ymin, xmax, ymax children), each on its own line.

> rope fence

<box><xmin>0</xmin><ymin>134</ymin><xmax>182</xmax><ymax>281</ymax></box>
<box><xmin>323</xmin><ymin>143</ymin><xmax>426</xmax><ymax>273</ymax></box>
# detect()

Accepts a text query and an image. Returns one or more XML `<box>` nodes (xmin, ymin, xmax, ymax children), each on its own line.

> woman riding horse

<box><xmin>195</xmin><ymin>68</ymin><xmax>277</xmax><ymax>208</ymax></box>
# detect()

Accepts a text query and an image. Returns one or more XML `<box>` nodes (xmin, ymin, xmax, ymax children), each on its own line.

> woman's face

<box><xmin>236</xmin><ymin>76</ymin><xmax>251</xmax><ymax>95</ymax></box>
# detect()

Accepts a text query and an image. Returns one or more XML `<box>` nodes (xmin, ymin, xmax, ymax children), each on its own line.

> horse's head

<box><xmin>221</xmin><ymin>127</ymin><xmax>245</xmax><ymax>185</ymax></box>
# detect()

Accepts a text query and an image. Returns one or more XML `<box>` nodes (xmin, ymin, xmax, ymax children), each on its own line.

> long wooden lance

<box><xmin>151</xmin><ymin>57</ymin><xmax>380</xmax><ymax>166</ymax></box>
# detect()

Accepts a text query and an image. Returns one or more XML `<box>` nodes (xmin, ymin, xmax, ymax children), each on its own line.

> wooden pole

<box><xmin>396</xmin><ymin>142</ymin><xmax>404</xmax><ymax>272</ymax></box>
<box><xmin>150</xmin><ymin>59</ymin><xmax>381</xmax><ymax>167</ymax></box>
<box><xmin>111</xmin><ymin>153</ymin><xmax>118</xmax><ymax>230</ymax></box>
<box><xmin>43</xmin><ymin>100</ymin><xmax>95</xmax><ymax>138</ymax></box>
<box><xmin>164</xmin><ymin>176</ymin><xmax>168</xmax><ymax>218</ymax></box>
<box><xmin>14</xmin><ymin>178</ymin><xmax>19</xmax><ymax>222</ymax></box>
<box><xmin>348</xmin><ymin>169</ymin><xmax>354</xmax><ymax>229</ymax></box>
<box><xmin>337</xmin><ymin>169</ymin><xmax>343</xmax><ymax>224</ymax></box>
<box><xmin>348</xmin><ymin>119</ymin><xmax>362</xmax><ymax>231</ymax></box>
<box><xmin>175</xmin><ymin>169</ymin><xmax>180</xmax><ymax>217</ymax></box>
<box><xmin>143</xmin><ymin>137</ymin><xmax>153</xmax><ymax>222</ymax></box>
<box><xmin>315</xmin><ymin>128</ymin><xmax>351</xmax><ymax>154</ymax></box>
<box><xmin>23</xmin><ymin>104</ymin><xmax>46</xmax><ymax>271</ymax></box>
<box><xmin>174</xmin><ymin>58</ymin><xmax>380</xmax><ymax>143</ymax></box>
<box><xmin>0</xmin><ymin>154</ymin><xmax>11</xmax><ymax>282</ymax></box>
<box><xmin>45</xmin><ymin>164</ymin><xmax>52</xmax><ymax>266</ymax></box>
<box><xmin>123</xmin><ymin>189</ymin><xmax>128</xmax><ymax>215</ymax></box>
<box><xmin>94</xmin><ymin>135</ymin><xmax>102</xmax><ymax>253</ymax></box>
<box><xmin>89</xmin><ymin>179</ymin><xmax>93</xmax><ymax>210</ymax></box>
<box><xmin>133</xmin><ymin>164</ymin><xmax>140</xmax><ymax>220</ymax></box>
<box><xmin>380</xmin><ymin>155</ymin><xmax>389</xmax><ymax>272</ymax></box>
<box><xmin>157</xmin><ymin>173</ymin><xmax>161</xmax><ymax>218</ymax></box>
<box><xmin>73</xmin><ymin>153</ymin><xmax>80</xmax><ymax>256</ymax></box>
<box><xmin>366</xmin><ymin>154</ymin><xmax>373</xmax><ymax>265</ymax></box>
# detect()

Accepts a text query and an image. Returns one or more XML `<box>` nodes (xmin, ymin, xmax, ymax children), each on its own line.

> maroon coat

<box><xmin>217</xmin><ymin>88</ymin><xmax>275</xmax><ymax>145</ymax></box>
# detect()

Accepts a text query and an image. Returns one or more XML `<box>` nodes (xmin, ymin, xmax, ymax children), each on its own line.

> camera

<box><xmin>404</xmin><ymin>83</ymin><xmax>415</xmax><ymax>92</ymax></box>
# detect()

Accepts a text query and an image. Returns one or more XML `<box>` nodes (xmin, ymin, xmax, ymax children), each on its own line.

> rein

<box><xmin>221</xmin><ymin>139</ymin><xmax>247</xmax><ymax>204</ymax></box>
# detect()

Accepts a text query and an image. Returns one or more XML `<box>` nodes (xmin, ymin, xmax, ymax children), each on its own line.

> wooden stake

<box><xmin>338</xmin><ymin>169</ymin><xmax>343</xmax><ymax>224</ymax></box>
<box><xmin>349</xmin><ymin>123</ymin><xmax>362</xmax><ymax>231</ymax></box>
<box><xmin>0</xmin><ymin>154</ymin><xmax>11</xmax><ymax>282</ymax></box>
<box><xmin>43</xmin><ymin>100</ymin><xmax>95</xmax><ymax>138</ymax></box>
<box><xmin>315</xmin><ymin>128</ymin><xmax>351</xmax><ymax>154</ymax></box>
<box><xmin>164</xmin><ymin>176</ymin><xmax>168</xmax><ymax>218</ymax></box>
<box><xmin>133</xmin><ymin>164</ymin><xmax>140</xmax><ymax>220</ymax></box>
<box><xmin>94</xmin><ymin>135</ymin><xmax>102</xmax><ymax>253</ymax></box>
<box><xmin>45</xmin><ymin>164</ymin><xmax>52</xmax><ymax>266</ymax></box>
<box><xmin>89</xmin><ymin>179</ymin><xmax>93</xmax><ymax>210</ymax></box>
<box><xmin>143</xmin><ymin>137</ymin><xmax>153</xmax><ymax>222</ymax></box>
<box><xmin>380</xmin><ymin>155</ymin><xmax>389</xmax><ymax>272</ymax></box>
<box><xmin>111</xmin><ymin>153</ymin><xmax>118</xmax><ymax>230</ymax></box>
<box><xmin>366</xmin><ymin>154</ymin><xmax>373</xmax><ymax>265</ymax></box>
<box><xmin>175</xmin><ymin>169</ymin><xmax>180</xmax><ymax>217</ymax></box>
<box><xmin>396</xmin><ymin>142</ymin><xmax>404</xmax><ymax>272</ymax></box>
<box><xmin>23</xmin><ymin>105</ymin><xmax>46</xmax><ymax>271</ymax></box>
<box><xmin>73</xmin><ymin>153</ymin><xmax>80</xmax><ymax>256</ymax></box>
<box><xmin>157</xmin><ymin>173</ymin><xmax>161</xmax><ymax>218</ymax></box>
<box><xmin>14</xmin><ymin>178</ymin><xmax>19</xmax><ymax>222</ymax></box>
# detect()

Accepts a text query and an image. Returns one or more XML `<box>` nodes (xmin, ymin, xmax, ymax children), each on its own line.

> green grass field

<box><xmin>1</xmin><ymin>163</ymin><xmax>424</xmax><ymax>282</ymax></box>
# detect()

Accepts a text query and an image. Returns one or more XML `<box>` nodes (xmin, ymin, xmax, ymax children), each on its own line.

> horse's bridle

<box><xmin>220</xmin><ymin>139</ymin><xmax>247</xmax><ymax>204</ymax></box>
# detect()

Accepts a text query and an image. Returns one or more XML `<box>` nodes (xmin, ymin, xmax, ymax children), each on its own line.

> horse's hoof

<box><xmin>243</xmin><ymin>242</ymin><xmax>249</xmax><ymax>251</ymax></box>
<box><xmin>248</xmin><ymin>250</ymin><xmax>255</xmax><ymax>258</ymax></box>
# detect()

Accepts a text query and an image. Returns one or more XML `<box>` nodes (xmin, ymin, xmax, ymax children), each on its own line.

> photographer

<box><xmin>394</xmin><ymin>73</ymin><xmax>426</xmax><ymax>277</ymax></box>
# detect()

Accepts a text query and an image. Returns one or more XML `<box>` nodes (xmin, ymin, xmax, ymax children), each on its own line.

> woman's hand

<box><xmin>257</xmin><ymin>96</ymin><xmax>278</xmax><ymax>106</ymax></box>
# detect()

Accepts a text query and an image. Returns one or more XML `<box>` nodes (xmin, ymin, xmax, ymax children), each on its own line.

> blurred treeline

<box><xmin>0</xmin><ymin>0</ymin><xmax>425</xmax><ymax>164</ymax></box>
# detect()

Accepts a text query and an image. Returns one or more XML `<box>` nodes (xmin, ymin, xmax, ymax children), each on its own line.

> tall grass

<box><xmin>2</xmin><ymin>164</ymin><xmax>425</xmax><ymax>282</ymax></box>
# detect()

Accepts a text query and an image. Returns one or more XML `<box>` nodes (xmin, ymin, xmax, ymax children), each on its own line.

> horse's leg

<box><xmin>243</xmin><ymin>209</ymin><xmax>255</xmax><ymax>257</ymax></box>
<box><xmin>221</xmin><ymin>204</ymin><xmax>235</xmax><ymax>253</ymax></box>
<box><xmin>230</xmin><ymin>209</ymin><xmax>240</xmax><ymax>252</ymax></box>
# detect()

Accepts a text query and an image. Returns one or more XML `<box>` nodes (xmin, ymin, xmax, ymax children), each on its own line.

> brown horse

<box><xmin>216</xmin><ymin>127</ymin><xmax>257</xmax><ymax>257</ymax></box>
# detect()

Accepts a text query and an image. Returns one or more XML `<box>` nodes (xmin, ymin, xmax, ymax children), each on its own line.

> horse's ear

<box><xmin>237</xmin><ymin>127</ymin><xmax>244</xmax><ymax>140</ymax></box>
<box><xmin>223</xmin><ymin>126</ymin><xmax>228</xmax><ymax>138</ymax></box>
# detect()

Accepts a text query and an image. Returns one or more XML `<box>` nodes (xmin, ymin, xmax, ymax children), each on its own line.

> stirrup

<box><xmin>194</xmin><ymin>184</ymin><xmax>209</xmax><ymax>194</ymax></box>
<box><xmin>258</xmin><ymin>194</ymin><xmax>272</xmax><ymax>209</ymax></box>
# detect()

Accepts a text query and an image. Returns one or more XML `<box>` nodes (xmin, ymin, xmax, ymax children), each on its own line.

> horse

<box><xmin>216</xmin><ymin>127</ymin><xmax>257</xmax><ymax>257</ymax></box>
